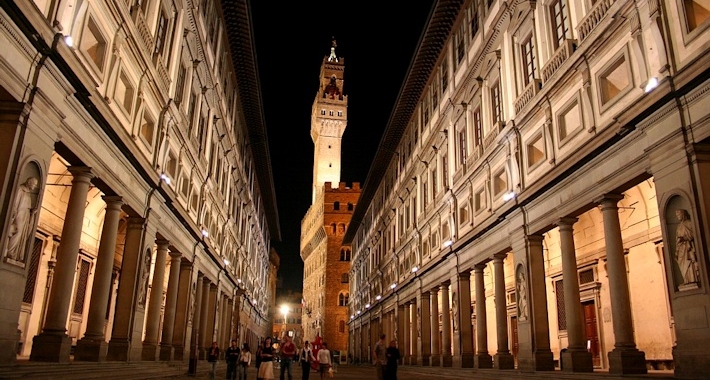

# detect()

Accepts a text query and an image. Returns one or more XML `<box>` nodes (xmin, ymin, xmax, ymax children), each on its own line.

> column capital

<box><xmin>169</xmin><ymin>250</ymin><xmax>182</xmax><ymax>259</ymax></box>
<box><xmin>457</xmin><ymin>271</ymin><xmax>471</xmax><ymax>280</ymax></box>
<box><xmin>67</xmin><ymin>166</ymin><xmax>94</xmax><ymax>182</ymax></box>
<box><xmin>156</xmin><ymin>239</ymin><xmax>170</xmax><ymax>250</ymax></box>
<box><xmin>557</xmin><ymin>217</ymin><xmax>578</xmax><ymax>229</ymax></box>
<box><xmin>127</xmin><ymin>217</ymin><xmax>147</xmax><ymax>231</ymax></box>
<box><xmin>595</xmin><ymin>193</ymin><xmax>624</xmax><ymax>206</ymax></box>
<box><xmin>440</xmin><ymin>283</ymin><xmax>450</xmax><ymax>291</ymax></box>
<box><xmin>474</xmin><ymin>263</ymin><xmax>486</xmax><ymax>273</ymax></box>
<box><xmin>493</xmin><ymin>253</ymin><xmax>507</xmax><ymax>262</ymax></box>
<box><xmin>420</xmin><ymin>290</ymin><xmax>431</xmax><ymax>299</ymax></box>
<box><xmin>102</xmin><ymin>195</ymin><xmax>124</xmax><ymax>210</ymax></box>
<box><xmin>526</xmin><ymin>234</ymin><xmax>544</xmax><ymax>244</ymax></box>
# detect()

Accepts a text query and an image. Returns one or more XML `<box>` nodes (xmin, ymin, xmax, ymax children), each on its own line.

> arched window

<box><xmin>339</xmin><ymin>320</ymin><xmax>346</xmax><ymax>333</ymax></box>
<box><xmin>338</xmin><ymin>292</ymin><xmax>349</xmax><ymax>306</ymax></box>
<box><xmin>341</xmin><ymin>273</ymin><xmax>349</xmax><ymax>283</ymax></box>
<box><xmin>331</xmin><ymin>223</ymin><xmax>336</xmax><ymax>234</ymax></box>
<box><xmin>340</xmin><ymin>248</ymin><xmax>351</xmax><ymax>261</ymax></box>
<box><xmin>347</xmin><ymin>202</ymin><xmax>354</xmax><ymax>211</ymax></box>
<box><xmin>334</xmin><ymin>201</ymin><xmax>340</xmax><ymax>210</ymax></box>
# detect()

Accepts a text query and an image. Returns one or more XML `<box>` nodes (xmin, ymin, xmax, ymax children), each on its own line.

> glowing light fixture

<box><xmin>645</xmin><ymin>77</ymin><xmax>659</xmax><ymax>93</ymax></box>
<box><xmin>64</xmin><ymin>35</ymin><xmax>74</xmax><ymax>47</ymax></box>
<box><xmin>503</xmin><ymin>191</ymin><xmax>517</xmax><ymax>202</ymax></box>
<box><xmin>201</xmin><ymin>229</ymin><xmax>209</xmax><ymax>238</ymax></box>
<box><xmin>365</xmin><ymin>303</ymin><xmax>371</xmax><ymax>309</ymax></box>
<box><xmin>375</xmin><ymin>295</ymin><xmax>382</xmax><ymax>301</ymax></box>
<box><xmin>412</xmin><ymin>266</ymin><xmax>419</xmax><ymax>273</ymax></box>
<box><xmin>390</xmin><ymin>283</ymin><xmax>397</xmax><ymax>289</ymax></box>
<box><xmin>160</xmin><ymin>173</ymin><xmax>171</xmax><ymax>185</ymax></box>
<box><xmin>443</xmin><ymin>239</ymin><xmax>453</xmax><ymax>248</ymax></box>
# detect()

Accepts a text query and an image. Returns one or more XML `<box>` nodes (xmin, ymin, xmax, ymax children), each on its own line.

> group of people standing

<box><xmin>373</xmin><ymin>334</ymin><xmax>401</xmax><ymax>380</ymax></box>
<box><xmin>208</xmin><ymin>335</ymin><xmax>333</xmax><ymax>380</ymax></box>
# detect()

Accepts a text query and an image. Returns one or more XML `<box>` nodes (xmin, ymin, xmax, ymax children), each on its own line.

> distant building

<box><xmin>300</xmin><ymin>41</ymin><xmax>360</xmax><ymax>355</ymax></box>
<box><xmin>272</xmin><ymin>301</ymin><xmax>304</xmax><ymax>345</ymax></box>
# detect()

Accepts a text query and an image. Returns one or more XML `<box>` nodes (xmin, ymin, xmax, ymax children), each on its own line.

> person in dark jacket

<box><xmin>208</xmin><ymin>341</ymin><xmax>220</xmax><ymax>380</ymax></box>
<box><xmin>384</xmin><ymin>340</ymin><xmax>400</xmax><ymax>380</ymax></box>
<box><xmin>225</xmin><ymin>340</ymin><xmax>240</xmax><ymax>380</ymax></box>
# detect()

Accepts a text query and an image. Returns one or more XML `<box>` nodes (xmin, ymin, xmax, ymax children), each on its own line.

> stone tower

<box><xmin>310</xmin><ymin>39</ymin><xmax>348</xmax><ymax>204</ymax></box>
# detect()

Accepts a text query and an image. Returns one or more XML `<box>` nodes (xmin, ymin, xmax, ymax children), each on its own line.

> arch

<box><xmin>338</xmin><ymin>292</ymin><xmax>349</xmax><ymax>306</ymax></box>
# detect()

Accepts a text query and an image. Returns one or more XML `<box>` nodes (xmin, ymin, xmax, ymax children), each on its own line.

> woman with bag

<box><xmin>257</xmin><ymin>337</ymin><xmax>275</xmax><ymax>380</ymax></box>
<box><xmin>237</xmin><ymin>343</ymin><xmax>251</xmax><ymax>380</ymax></box>
<box><xmin>299</xmin><ymin>341</ymin><xmax>316</xmax><ymax>380</ymax></box>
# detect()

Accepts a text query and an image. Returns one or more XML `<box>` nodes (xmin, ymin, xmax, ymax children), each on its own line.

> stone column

<box><xmin>440</xmin><ymin>283</ymin><xmax>452</xmax><ymax>366</ymax></box>
<box><xmin>409</xmin><ymin>300</ymin><xmax>418</xmax><ymax>365</ymax></box>
<box><xmin>403</xmin><ymin>302</ymin><xmax>411</xmax><ymax>363</ymax></box>
<box><xmin>418</xmin><ymin>291</ymin><xmax>431</xmax><ymax>365</ymax></box>
<box><xmin>107</xmin><ymin>217</ymin><xmax>148</xmax><ymax>361</ymax></box>
<box><xmin>30</xmin><ymin>167</ymin><xmax>93</xmax><ymax>363</ymax></box>
<box><xmin>199</xmin><ymin>278</ymin><xmax>212</xmax><ymax>358</ymax></box>
<box><xmin>558</xmin><ymin>218</ymin><xmax>593</xmax><ymax>372</ymax></box>
<box><xmin>430</xmin><ymin>287</ymin><xmax>441</xmax><ymax>366</ymax></box>
<box><xmin>172</xmin><ymin>260</ymin><xmax>193</xmax><ymax>361</ymax></box>
<box><xmin>599</xmin><ymin>195</ymin><xmax>647</xmax><ymax>374</ymax></box>
<box><xmin>454</xmin><ymin>272</ymin><xmax>474</xmax><ymax>368</ymax></box>
<box><xmin>142</xmin><ymin>239</ymin><xmax>170</xmax><ymax>360</ymax></box>
<box><xmin>520</xmin><ymin>235</ymin><xmax>554</xmax><ymax>371</ymax></box>
<box><xmin>474</xmin><ymin>264</ymin><xmax>492</xmax><ymax>368</ymax></box>
<box><xmin>396</xmin><ymin>304</ymin><xmax>405</xmax><ymax>364</ymax></box>
<box><xmin>190</xmin><ymin>273</ymin><xmax>205</xmax><ymax>363</ymax></box>
<box><xmin>493</xmin><ymin>254</ymin><xmax>514</xmax><ymax>369</ymax></box>
<box><xmin>75</xmin><ymin>196</ymin><xmax>123</xmax><ymax>361</ymax></box>
<box><xmin>159</xmin><ymin>250</ymin><xmax>182</xmax><ymax>361</ymax></box>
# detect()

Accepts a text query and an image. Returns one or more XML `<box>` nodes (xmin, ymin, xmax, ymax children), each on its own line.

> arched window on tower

<box><xmin>339</xmin><ymin>320</ymin><xmax>346</xmax><ymax>333</ymax></box>
<box><xmin>340</xmin><ymin>248</ymin><xmax>351</xmax><ymax>261</ymax></box>
<box><xmin>338</xmin><ymin>292</ymin><xmax>349</xmax><ymax>306</ymax></box>
<box><xmin>331</xmin><ymin>223</ymin><xmax>336</xmax><ymax>234</ymax></box>
<box><xmin>334</xmin><ymin>201</ymin><xmax>340</xmax><ymax>210</ymax></box>
<box><xmin>347</xmin><ymin>202</ymin><xmax>354</xmax><ymax>211</ymax></box>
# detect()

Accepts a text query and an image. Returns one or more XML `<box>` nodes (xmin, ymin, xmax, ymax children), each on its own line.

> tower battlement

<box><xmin>324</xmin><ymin>182</ymin><xmax>361</xmax><ymax>192</ymax></box>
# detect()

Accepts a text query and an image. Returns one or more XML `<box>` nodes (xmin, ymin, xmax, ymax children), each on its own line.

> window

<box><xmin>494</xmin><ymin>169</ymin><xmax>507</xmax><ymax>195</ymax></box>
<box><xmin>174</xmin><ymin>64</ymin><xmax>187</xmax><ymax>107</ymax></box>
<box><xmin>454</xmin><ymin>22</ymin><xmax>466</xmax><ymax>68</ymax></box>
<box><xmin>140</xmin><ymin>111</ymin><xmax>156</xmax><ymax>148</ymax></box>
<box><xmin>115</xmin><ymin>70</ymin><xmax>135</xmax><ymax>115</ymax></box>
<box><xmin>457</xmin><ymin>128</ymin><xmax>467</xmax><ymax>166</ymax></box>
<box><xmin>555</xmin><ymin>279</ymin><xmax>566</xmax><ymax>330</ymax></box>
<box><xmin>442</xmin><ymin>155</ymin><xmax>448</xmax><ymax>190</ymax></box>
<box><xmin>329</xmin><ymin>110</ymin><xmax>334</xmax><ymax>116</ymax></box>
<box><xmin>473</xmin><ymin>107</ymin><xmax>482</xmax><ymax>147</ymax></box>
<box><xmin>22</xmin><ymin>238</ymin><xmax>43</xmax><ymax>304</ymax></box>
<box><xmin>521</xmin><ymin>35</ymin><xmax>536</xmax><ymax>86</ymax></box>
<box><xmin>165</xmin><ymin>151</ymin><xmax>178</xmax><ymax>178</ymax></box>
<box><xmin>550</xmin><ymin>0</ymin><xmax>571</xmax><ymax>50</ymax></box>
<box><xmin>599</xmin><ymin>55</ymin><xmax>630</xmax><ymax>106</ymax></box>
<box><xmin>338</xmin><ymin>111</ymin><xmax>343</xmax><ymax>117</ymax></box>
<box><xmin>431</xmin><ymin>167</ymin><xmax>438</xmax><ymax>197</ymax></box>
<box><xmin>474</xmin><ymin>187</ymin><xmax>486</xmax><ymax>212</ymax></box>
<box><xmin>470</xmin><ymin>1</ymin><xmax>480</xmax><ymax>39</ymax></box>
<box><xmin>441</xmin><ymin>61</ymin><xmax>449</xmax><ymax>92</ymax></box>
<box><xmin>432</xmin><ymin>79</ymin><xmax>439</xmax><ymax>110</ymax></box>
<box><xmin>347</xmin><ymin>202</ymin><xmax>354</xmax><ymax>211</ymax></box>
<box><xmin>154</xmin><ymin>10</ymin><xmax>169</xmax><ymax>56</ymax></box>
<box><xmin>684</xmin><ymin>0</ymin><xmax>710</xmax><ymax>32</ymax></box>
<box><xmin>558</xmin><ymin>100</ymin><xmax>582</xmax><ymax>143</ymax></box>
<box><xmin>526</xmin><ymin>132</ymin><xmax>545</xmax><ymax>168</ymax></box>
<box><xmin>321</xmin><ymin>109</ymin><xmax>326</xmax><ymax>115</ymax></box>
<box><xmin>187</xmin><ymin>90</ymin><xmax>197</xmax><ymax>134</ymax></box>
<box><xmin>341</xmin><ymin>273</ymin><xmax>349</xmax><ymax>283</ymax></box>
<box><xmin>73</xmin><ymin>258</ymin><xmax>91</xmax><ymax>314</ymax></box>
<box><xmin>80</xmin><ymin>17</ymin><xmax>107</xmax><ymax>72</ymax></box>
<box><xmin>338</xmin><ymin>293</ymin><xmax>349</xmax><ymax>306</ymax></box>
<box><xmin>340</xmin><ymin>248</ymin><xmax>351</xmax><ymax>261</ymax></box>
<box><xmin>334</xmin><ymin>201</ymin><xmax>340</xmax><ymax>210</ymax></box>
<box><xmin>491</xmin><ymin>81</ymin><xmax>502</xmax><ymax>125</ymax></box>
<box><xmin>459</xmin><ymin>203</ymin><xmax>470</xmax><ymax>226</ymax></box>
<box><xmin>339</xmin><ymin>320</ymin><xmax>346</xmax><ymax>333</ymax></box>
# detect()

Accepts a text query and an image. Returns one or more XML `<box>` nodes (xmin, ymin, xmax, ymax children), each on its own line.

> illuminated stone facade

<box><xmin>346</xmin><ymin>1</ymin><xmax>710</xmax><ymax>378</ymax></box>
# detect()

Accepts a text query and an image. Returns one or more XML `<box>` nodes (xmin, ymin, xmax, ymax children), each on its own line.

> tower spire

<box><xmin>328</xmin><ymin>36</ymin><xmax>338</xmax><ymax>62</ymax></box>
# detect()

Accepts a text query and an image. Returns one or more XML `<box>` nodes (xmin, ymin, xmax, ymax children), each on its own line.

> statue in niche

<box><xmin>5</xmin><ymin>177</ymin><xmax>40</xmax><ymax>263</ymax></box>
<box><xmin>517</xmin><ymin>269</ymin><xmax>529</xmax><ymax>322</ymax></box>
<box><xmin>451</xmin><ymin>292</ymin><xmax>458</xmax><ymax>332</ymax></box>
<box><xmin>137</xmin><ymin>250</ymin><xmax>152</xmax><ymax>307</ymax></box>
<box><xmin>674</xmin><ymin>209</ymin><xmax>700</xmax><ymax>287</ymax></box>
<box><xmin>417</xmin><ymin>306</ymin><xmax>422</xmax><ymax>338</ymax></box>
<box><xmin>188</xmin><ymin>282</ymin><xmax>196</xmax><ymax>324</ymax></box>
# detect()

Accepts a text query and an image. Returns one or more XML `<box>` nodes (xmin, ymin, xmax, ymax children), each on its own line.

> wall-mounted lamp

<box><xmin>644</xmin><ymin>77</ymin><xmax>659</xmax><ymax>93</ymax></box>
<box><xmin>64</xmin><ymin>35</ymin><xmax>74</xmax><ymax>47</ymax></box>
<box><xmin>411</xmin><ymin>266</ymin><xmax>419</xmax><ymax>273</ymax></box>
<box><xmin>365</xmin><ymin>303</ymin><xmax>371</xmax><ymax>309</ymax></box>
<box><xmin>375</xmin><ymin>295</ymin><xmax>382</xmax><ymax>301</ymax></box>
<box><xmin>201</xmin><ymin>229</ymin><xmax>209</xmax><ymax>238</ymax></box>
<box><xmin>503</xmin><ymin>191</ymin><xmax>517</xmax><ymax>202</ymax></box>
<box><xmin>443</xmin><ymin>239</ymin><xmax>453</xmax><ymax>248</ymax></box>
<box><xmin>159</xmin><ymin>173</ymin><xmax>171</xmax><ymax>185</ymax></box>
<box><xmin>390</xmin><ymin>283</ymin><xmax>397</xmax><ymax>290</ymax></box>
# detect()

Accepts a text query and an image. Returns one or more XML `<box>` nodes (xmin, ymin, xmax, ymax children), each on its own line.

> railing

<box><xmin>514</xmin><ymin>79</ymin><xmax>542</xmax><ymax>114</ymax></box>
<box><xmin>541</xmin><ymin>39</ymin><xmax>576</xmax><ymax>83</ymax></box>
<box><xmin>483</xmin><ymin>121</ymin><xmax>504</xmax><ymax>149</ymax></box>
<box><xmin>131</xmin><ymin>8</ymin><xmax>154</xmax><ymax>57</ymax></box>
<box><xmin>577</xmin><ymin>0</ymin><xmax>615</xmax><ymax>42</ymax></box>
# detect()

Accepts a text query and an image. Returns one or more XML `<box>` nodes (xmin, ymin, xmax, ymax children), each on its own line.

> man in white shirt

<box><xmin>317</xmin><ymin>343</ymin><xmax>331</xmax><ymax>380</ymax></box>
<box><xmin>373</xmin><ymin>334</ymin><xmax>387</xmax><ymax>380</ymax></box>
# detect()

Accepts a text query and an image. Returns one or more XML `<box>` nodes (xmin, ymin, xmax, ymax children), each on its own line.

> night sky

<box><xmin>249</xmin><ymin>1</ymin><xmax>437</xmax><ymax>296</ymax></box>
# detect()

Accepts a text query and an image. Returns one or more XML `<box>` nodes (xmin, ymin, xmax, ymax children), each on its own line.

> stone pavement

<box><xmin>158</xmin><ymin>362</ymin><xmax>676</xmax><ymax>380</ymax></box>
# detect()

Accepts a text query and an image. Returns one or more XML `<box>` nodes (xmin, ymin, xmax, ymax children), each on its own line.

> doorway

<box><xmin>582</xmin><ymin>300</ymin><xmax>600</xmax><ymax>367</ymax></box>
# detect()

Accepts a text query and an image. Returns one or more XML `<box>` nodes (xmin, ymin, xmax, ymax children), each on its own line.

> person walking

<box><xmin>226</xmin><ymin>340</ymin><xmax>240</xmax><ymax>380</ymax></box>
<box><xmin>207</xmin><ymin>341</ymin><xmax>220</xmax><ymax>380</ymax></box>
<box><xmin>257</xmin><ymin>337</ymin><xmax>275</xmax><ymax>380</ymax></box>
<box><xmin>255</xmin><ymin>339</ymin><xmax>264</xmax><ymax>380</ymax></box>
<box><xmin>237</xmin><ymin>343</ymin><xmax>251</xmax><ymax>380</ymax></box>
<box><xmin>384</xmin><ymin>341</ymin><xmax>401</xmax><ymax>380</ymax></box>
<box><xmin>373</xmin><ymin>334</ymin><xmax>387</xmax><ymax>380</ymax></box>
<box><xmin>316</xmin><ymin>342</ymin><xmax>331</xmax><ymax>380</ymax></box>
<box><xmin>298</xmin><ymin>341</ymin><xmax>315</xmax><ymax>380</ymax></box>
<box><xmin>280</xmin><ymin>335</ymin><xmax>297</xmax><ymax>380</ymax></box>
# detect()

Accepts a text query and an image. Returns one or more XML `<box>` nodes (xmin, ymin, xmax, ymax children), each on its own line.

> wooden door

<box><xmin>510</xmin><ymin>316</ymin><xmax>519</xmax><ymax>367</ymax></box>
<box><xmin>582</xmin><ymin>301</ymin><xmax>600</xmax><ymax>367</ymax></box>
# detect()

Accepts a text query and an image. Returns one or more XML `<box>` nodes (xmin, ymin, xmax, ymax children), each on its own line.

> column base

<box><xmin>159</xmin><ymin>344</ymin><xmax>174</xmax><ymax>361</ymax></box>
<box><xmin>673</xmin><ymin>344</ymin><xmax>710</xmax><ymax>379</ymax></box>
<box><xmin>409</xmin><ymin>355</ymin><xmax>418</xmax><ymax>365</ymax></box>
<box><xmin>419</xmin><ymin>354</ymin><xmax>430</xmax><ymax>366</ymax></box>
<box><xmin>430</xmin><ymin>354</ymin><xmax>440</xmax><ymax>366</ymax></box>
<box><xmin>532</xmin><ymin>349</ymin><xmax>555</xmax><ymax>371</ymax></box>
<box><xmin>172</xmin><ymin>345</ymin><xmax>185</xmax><ymax>361</ymax></box>
<box><xmin>494</xmin><ymin>352</ymin><xmax>515</xmax><ymax>369</ymax></box>
<box><xmin>0</xmin><ymin>328</ymin><xmax>21</xmax><ymax>364</ymax></box>
<box><xmin>199</xmin><ymin>348</ymin><xmax>208</xmax><ymax>360</ymax></box>
<box><xmin>608</xmin><ymin>348</ymin><xmax>647</xmax><ymax>375</ymax></box>
<box><xmin>29</xmin><ymin>332</ymin><xmax>72</xmax><ymax>363</ymax></box>
<box><xmin>441</xmin><ymin>354</ymin><xmax>452</xmax><ymax>367</ymax></box>
<box><xmin>142</xmin><ymin>343</ymin><xmax>159</xmax><ymax>361</ymax></box>
<box><xmin>474</xmin><ymin>353</ymin><xmax>492</xmax><ymax>369</ymax></box>
<box><xmin>74</xmin><ymin>337</ymin><xmax>108</xmax><ymax>361</ymax></box>
<box><xmin>454</xmin><ymin>353</ymin><xmax>474</xmax><ymax>368</ymax></box>
<box><xmin>561</xmin><ymin>349</ymin><xmax>593</xmax><ymax>372</ymax></box>
<box><xmin>107</xmin><ymin>338</ymin><xmax>141</xmax><ymax>361</ymax></box>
